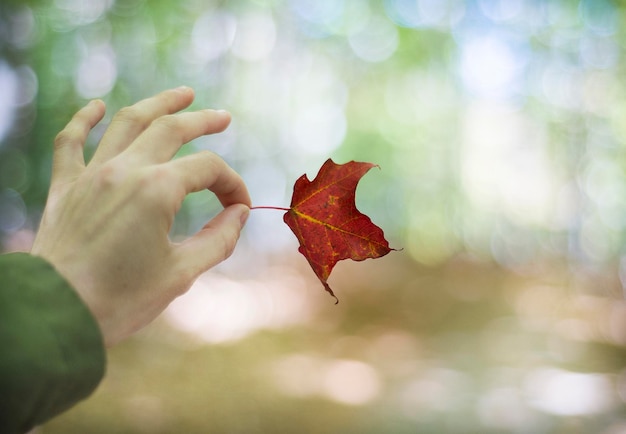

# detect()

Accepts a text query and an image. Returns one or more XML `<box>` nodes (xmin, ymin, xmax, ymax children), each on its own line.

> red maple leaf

<box><xmin>281</xmin><ymin>159</ymin><xmax>394</xmax><ymax>303</ymax></box>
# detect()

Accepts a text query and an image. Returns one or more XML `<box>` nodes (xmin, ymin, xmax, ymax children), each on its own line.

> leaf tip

<box><xmin>323</xmin><ymin>281</ymin><xmax>339</xmax><ymax>304</ymax></box>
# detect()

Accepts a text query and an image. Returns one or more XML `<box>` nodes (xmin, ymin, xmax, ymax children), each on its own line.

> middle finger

<box><xmin>124</xmin><ymin>109</ymin><xmax>231</xmax><ymax>164</ymax></box>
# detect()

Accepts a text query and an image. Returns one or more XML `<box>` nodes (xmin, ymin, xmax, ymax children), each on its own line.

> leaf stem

<box><xmin>250</xmin><ymin>206</ymin><xmax>291</xmax><ymax>211</ymax></box>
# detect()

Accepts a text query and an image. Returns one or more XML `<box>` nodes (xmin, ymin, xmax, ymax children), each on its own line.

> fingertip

<box><xmin>175</xmin><ymin>85</ymin><xmax>194</xmax><ymax>99</ymax></box>
<box><xmin>219</xmin><ymin>110</ymin><xmax>232</xmax><ymax>128</ymax></box>
<box><xmin>171</xmin><ymin>85</ymin><xmax>195</xmax><ymax>106</ymax></box>
<box><xmin>216</xmin><ymin>109</ymin><xmax>231</xmax><ymax>118</ymax></box>
<box><xmin>220</xmin><ymin>110</ymin><xmax>232</xmax><ymax>129</ymax></box>
<box><xmin>213</xmin><ymin>203</ymin><xmax>249</xmax><ymax>231</ymax></box>
<box><xmin>88</xmin><ymin>99</ymin><xmax>106</xmax><ymax>116</ymax></box>
<box><xmin>234</xmin><ymin>203</ymin><xmax>250</xmax><ymax>229</ymax></box>
<box><xmin>205</xmin><ymin>108</ymin><xmax>231</xmax><ymax>119</ymax></box>
<box><xmin>203</xmin><ymin>109</ymin><xmax>232</xmax><ymax>133</ymax></box>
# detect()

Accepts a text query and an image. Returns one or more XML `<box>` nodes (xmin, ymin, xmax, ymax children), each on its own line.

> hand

<box><xmin>30</xmin><ymin>87</ymin><xmax>251</xmax><ymax>347</ymax></box>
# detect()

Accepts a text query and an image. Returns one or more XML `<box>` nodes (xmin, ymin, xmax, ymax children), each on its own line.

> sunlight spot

<box><xmin>292</xmin><ymin>103</ymin><xmax>346</xmax><ymax>156</ymax></box>
<box><xmin>322</xmin><ymin>359</ymin><xmax>381</xmax><ymax>405</ymax></box>
<box><xmin>459</xmin><ymin>34</ymin><xmax>526</xmax><ymax>99</ymax></box>
<box><xmin>0</xmin><ymin>62</ymin><xmax>18</xmax><ymax>144</ymax></box>
<box><xmin>348</xmin><ymin>15</ymin><xmax>398</xmax><ymax>63</ymax></box>
<box><xmin>286</xmin><ymin>58</ymin><xmax>348</xmax><ymax>157</ymax></box>
<box><xmin>75</xmin><ymin>44</ymin><xmax>117</xmax><ymax>98</ymax></box>
<box><xmin>191</xmin><ymin>11</ymin><xmax>236</xmax><ymax>64</ymax></box>
<box><xmin>271</xmin><ymin>355</ymin><xmax>381</xmax><ymax>405</ymax></box>
<box><xmin>271</xmin><ymin>354</ymin><xmax>325</xmax><ymax>398</ymax></box>
<box><xmin>461</xmin><ymin>102</ymin><xmax>556</xmax><ymax>226</ymax></box>
<box><xmin>164</xmin><ymin>268</ymin><xmax>312</xmax><ymax>344</ymax></box>
<box><xmin>525</xmin><ymin>368</ymin><xmax>615</xmax><ymax>415</ymax></box>
<box><xmin>14</xmin><ymin>66</ymin><xmax>38</xmax><ymax>108</ymax></box>
<box><xmin>231</xmin><ymin>12</ymin><xmax>276</xmax><ymax>61</ymax></box>
<box><xmin>0</xmin><ymin>189</ymin><xmax>26</xmax><ymax>234</ymax></box>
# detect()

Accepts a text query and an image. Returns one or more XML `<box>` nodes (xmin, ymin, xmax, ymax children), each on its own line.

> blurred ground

<box><xmin>42</xmin><ymin>252</ymin><xmax>626</xmax><ymax>434</ymax></box>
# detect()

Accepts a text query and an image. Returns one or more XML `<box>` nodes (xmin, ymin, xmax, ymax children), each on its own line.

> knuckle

<box><xmin>93</xmin><ymin>162</ymin><xmax>122</xmax><ymax>188</ymax></box>
<box><xmin>217</xmin><ymin>228</ymin><xmax>238</xmax><ymax>260</ymax></box>
<box><xmin>137</xmin><ymin>166</ymin><xmax>181</xmax><ymax>203</ymax></box>
<box><xmin>113</xmin><ymin>106</ymin><xmax>144</xmax><ymax>125</ymax></box>
<box><xmin>152</xmin><ymin>114</ymin><xmax>180</xmax><ymax>131</ymax></box>
<box><xmin>136</xmin><ymin>168</ymin><xmax>162</xmax><ymax>196</ymax></box>
<box><xmin>53</xmin><ymin>129</ymin><xmax>78</xmax><ymax>150</ymax></box>
<box><xmin>201</xmin><ymin>149</ymin><xmax>229</xmax><ymax>172</ymax></box>
<box><xmin>200</xmin><ymin>150</ymin><xmax>222</xmax><ymax>164</ymax></box>
<box><xmin>224</xmin><ymin>180</ymin><xmax>248</xmax><ymax>201</ymax></box>
<box><xmin>154</xmin><ymin>165</ymin><xmax>179</xmax><ymax>188</ymax></box>
<box><xmin>198</xmin><ymin>149</ymin><xmax>218</xmax><ymax>159</ymax></box>
<box><xmin>197</xmin><ymin>150</ymin><xmax>221</xmax><ymax>169</ymax></box>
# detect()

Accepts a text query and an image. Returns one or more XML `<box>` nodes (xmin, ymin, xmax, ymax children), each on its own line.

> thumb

<box><xmin>177</xmin><ymin>204</ymin><xmax>250</xmax><ymax>273</ymax></box>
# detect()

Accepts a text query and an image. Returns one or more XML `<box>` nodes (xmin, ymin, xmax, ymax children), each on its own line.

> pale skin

<box><xmin>30</xmin><ymin>87</ymin><xmax>251</xmax><ymax>347</ymax></box>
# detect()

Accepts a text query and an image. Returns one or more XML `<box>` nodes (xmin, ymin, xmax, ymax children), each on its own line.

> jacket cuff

<box><xmin>0</xmin><ymin>252</ymin><xmax>106</xmax><ymax>432</ymax></box>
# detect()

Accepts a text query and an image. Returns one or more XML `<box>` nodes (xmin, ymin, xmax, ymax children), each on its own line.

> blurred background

<box><xmin>2</xmin><ymin>0</ymin><xmax>626</xmax><ymax>432</ymax></box>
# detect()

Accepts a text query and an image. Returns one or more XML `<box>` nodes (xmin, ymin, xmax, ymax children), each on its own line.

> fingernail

<box><xmin>240</xmin><ymin>207</ymin><xmax>250</xmax><ymax>228</ymax></box>
<box><xmin>175</xmin><ymin>85</ymin><xmax>191</xmax><ymax>93</ymax></box>
<box><xmin>210</xmin><ymin>109</ymin><xmax>230</xmax><ymax>117</ymax></box>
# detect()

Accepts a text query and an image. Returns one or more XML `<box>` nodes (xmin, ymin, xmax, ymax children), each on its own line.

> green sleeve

<box><xmin>0</xmin><ymin>252</ymin><xmax>106</xmax><ymax>434</ymax></box>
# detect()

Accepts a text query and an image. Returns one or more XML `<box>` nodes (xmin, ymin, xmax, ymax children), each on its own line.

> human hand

<box><xmin>30</xmin><ymin>87</ymin><xmax>251</xmax><ymax>347</ymax></box>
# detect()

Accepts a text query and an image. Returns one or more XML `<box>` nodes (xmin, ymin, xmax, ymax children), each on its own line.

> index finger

<box><xmin>90</xmin><ymin>87</ymin><xmax>195</xmax><ymax>165</ymax></box>
<box><xmin>166</xmin><ymin>151</ymin><xmax>251</xmax><ymax>208</ymax></box>
<box><xmin>126</xmin><ymin>109</ymin><xmax>231</xmax><ymax>165</ymax></box>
